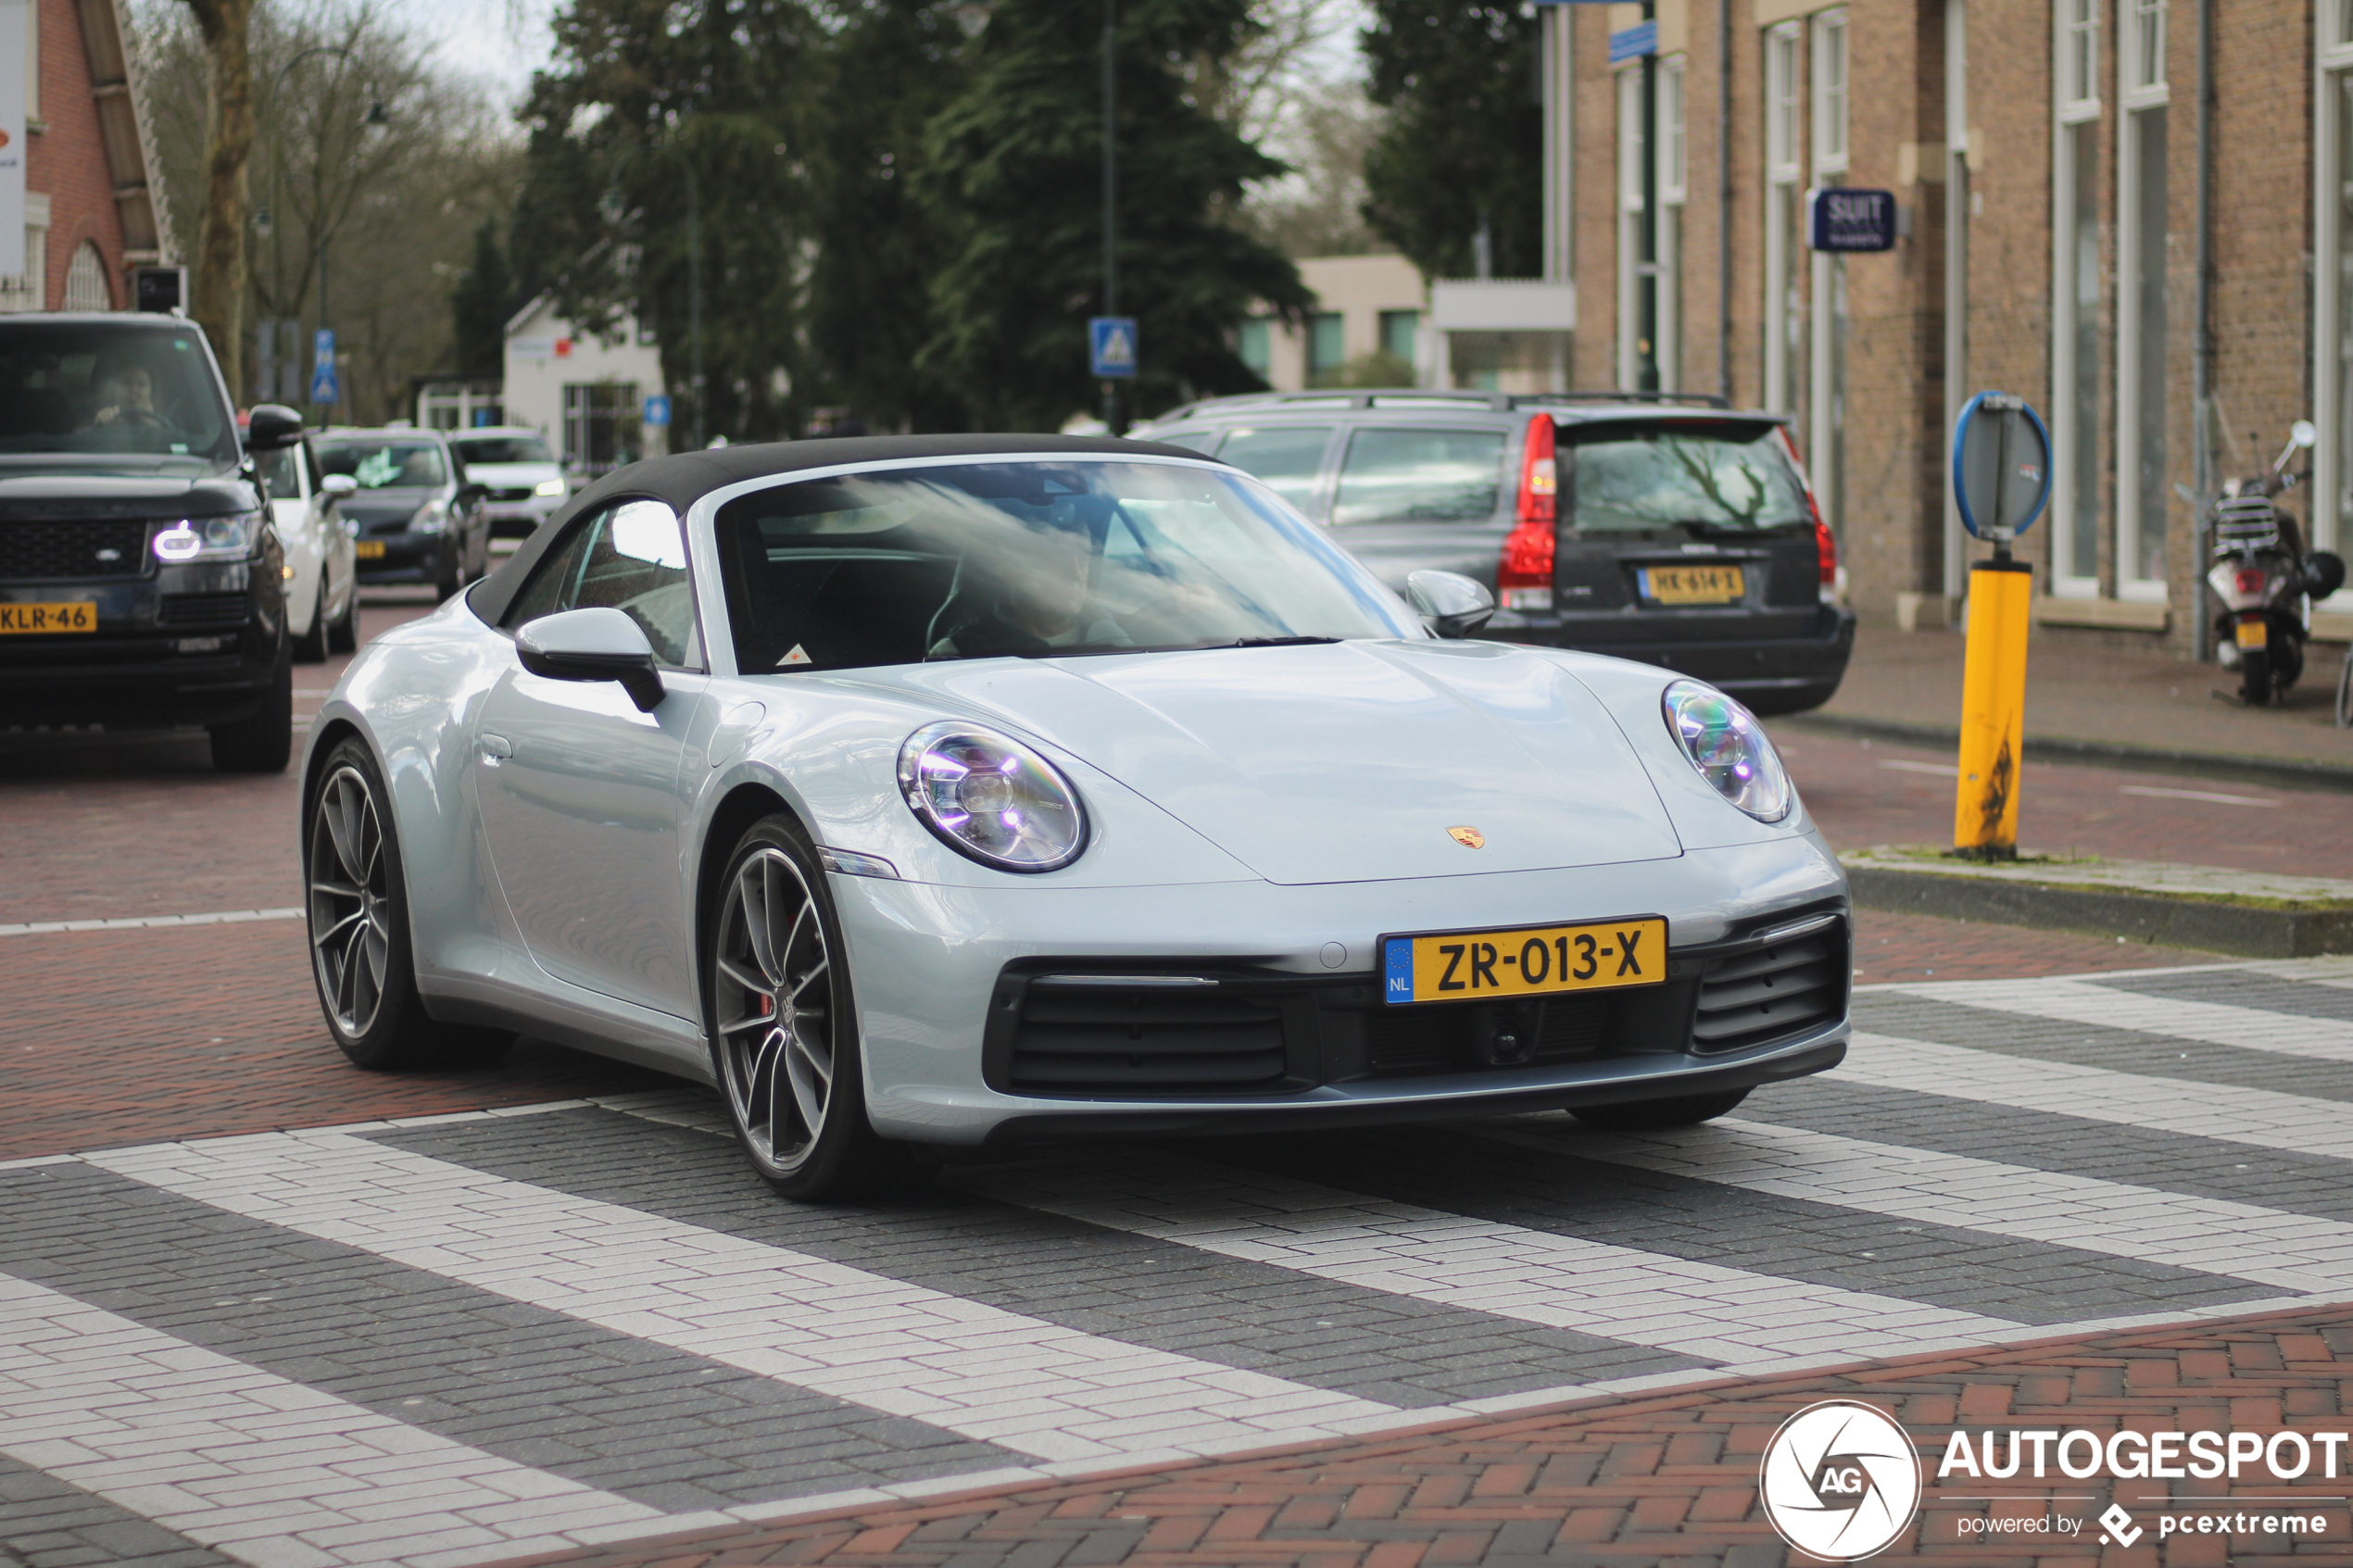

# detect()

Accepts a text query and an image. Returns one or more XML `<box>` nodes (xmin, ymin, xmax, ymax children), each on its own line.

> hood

<box><xmin>462</xmin><ymin>461</ymin><xmax>561</xmax><ymax>485</ymax></box>
<box><xmin>0</xmin><ymin>469</ymin><xmax>257</xmax><ymax>519</ymax></box>
<box><xmin>857</xmin><ymin>640</ymin><xmax>1684</xmax><ymax>885</ymax></box>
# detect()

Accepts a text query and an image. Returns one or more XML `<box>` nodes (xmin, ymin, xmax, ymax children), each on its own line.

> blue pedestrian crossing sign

<box><xmin>1089</xmin><ymin>317</ymin><xmax>1138</xmax><ymax>380</ymax></box>
<box><xmin>643</xmin><ymin>394</ymin><xmax>672</xmax><ymax>428</ymax></box>
<box><xmin>308</xmin><ymin>328</ymin><xmax>339</xmax><ymax>406</ymax></box>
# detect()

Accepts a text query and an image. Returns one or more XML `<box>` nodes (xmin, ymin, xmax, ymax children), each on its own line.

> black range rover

<box><xmin>0</xmin><ymin>314</ymin><xmax>306</xmax><ymax>771</ymax></box>
<box><xmin>1133</xmin><ymin>390</ymin><xmax>1856</xmax><ymax>715</ymax></box>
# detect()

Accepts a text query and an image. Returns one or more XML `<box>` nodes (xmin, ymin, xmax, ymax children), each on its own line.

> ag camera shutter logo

<box><xmin>1759</xmin><ymin>1400</ymin><xmax>1922</xmax><ymax>1561</ymax></box>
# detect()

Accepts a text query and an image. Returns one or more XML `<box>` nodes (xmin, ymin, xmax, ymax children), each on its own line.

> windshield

<box><xmin>0</xmin><ymin>322</ymin><xmax>236</xmax><ymax>462</ymax></box>
<box><xmin>319</xmin><ymin>438</ymin><xmax>447</xmax><ymax>489</ymax></box>
<box><xmin>453</xmin><ymin>434</ymin><xmax>552</xmax><ymax>465</ymax></box>
<box><xmin>1567</xmin><ymin>421</ymin><xmax>1811</xmax><ymax>533</ymax></box>
<box><xmin>715</xmin><ymin>459</ymin><xmax>1417</xmax><ymax>673</ymax></box>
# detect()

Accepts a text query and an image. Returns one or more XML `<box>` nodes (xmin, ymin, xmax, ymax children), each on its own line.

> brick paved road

<box><xmin>6</xmin><ymin>603</ymin><xmax>2349</xmax><ymax>1567</ymax></box>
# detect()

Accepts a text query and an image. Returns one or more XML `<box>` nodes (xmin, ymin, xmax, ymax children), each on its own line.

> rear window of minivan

<box><xmin>1563</xmin><ymin>420</ymin><xmax>1809</xmax><ymax>533</ymax></box>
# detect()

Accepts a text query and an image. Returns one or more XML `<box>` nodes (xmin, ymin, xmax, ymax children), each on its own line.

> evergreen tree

<box><xmin>805</xmin><ymin>0</ymin><xmax>975</xmax><ymax>433</ymax></box>
<box><xmin>919</xmin><ymin>0</ymin><xmax>1311</xmax><ymax>429</ymax></box>
<box><xmin>449</xmin><ymin>219</ymin><xmax>513</xmax><ymax>378</ymax></box>
<box><xmin>1359</xmin><ymin>1</ymin><xmax>1541</xmax><ymax>280</ymax></box>
<box><xmin>516</xmin><ymin>0</ymin><xmax>820</xmax><ymax>443</ymax></box>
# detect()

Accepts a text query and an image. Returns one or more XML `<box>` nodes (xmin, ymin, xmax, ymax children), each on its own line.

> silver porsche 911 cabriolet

<box><xmin>303</xmin><ymin>434</ymin><xmax>1849</xmax><ymax>1198</ymax></box>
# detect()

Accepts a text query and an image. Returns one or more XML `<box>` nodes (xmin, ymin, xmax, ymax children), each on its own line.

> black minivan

<box><xmin>0</xmin><ymin>313</ymin><xmax>306</xmax><ymax>770</ymax></box>
<box><xmin>1134</xmin><ymin>390</ymin><xmax>1856</xmax><ymax>715</ymax></box>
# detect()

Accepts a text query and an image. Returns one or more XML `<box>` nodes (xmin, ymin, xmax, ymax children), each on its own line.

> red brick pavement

<box><xmin>474</xmin><ymin>1301</ymin><xmax>2353</xmax><ymax>1567</ymax></box>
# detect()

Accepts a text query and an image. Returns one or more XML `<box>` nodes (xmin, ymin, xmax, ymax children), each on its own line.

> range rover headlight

<box><xmin>152</xmin><ymin>510</ymin><xmax>263</xmax><ymax>562</ymax></box>
<box><xmin>898</xmin><ymin>721</ymin><xmax>1088</xmax><ymax>872</ymax></box>
<box><xmin>1662</xmin><ymin>680</ymin><xmax>1792</xmax><ymax>822</ymax></box>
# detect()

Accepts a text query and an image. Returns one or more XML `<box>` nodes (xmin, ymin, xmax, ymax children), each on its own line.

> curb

<box><xmin>1846</xmin><ymin>863</ymin><xmax>2353</xmax><ymax>957</ymax></box>
<box><xmin>1780</xmin><ymin>711</ymin><xmax>2353</xmax><ymax>795</ymax></box>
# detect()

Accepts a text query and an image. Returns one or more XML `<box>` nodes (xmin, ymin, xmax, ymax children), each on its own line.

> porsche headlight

<box><xmin>153</xmin><ymin>510</ymin><xmax>263</xmax><ymax>562</ymax></box>
<box><xmin>898</xmin><ymin>721</ymin><xmax>1088</xmax><ymax>872</ymax></box>
<box><xmin>1663</xmin><ymin>680</ymin><xmax>1792</xmax><ymax>822</ymax></box>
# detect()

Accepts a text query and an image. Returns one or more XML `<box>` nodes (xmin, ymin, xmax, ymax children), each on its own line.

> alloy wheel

<box><xmin>715</xmin><ymin>847</ymin><xmax>836</xmax><ymax>1170</ymax></box>
<box><xmin>308</xmin><ymin>765</ymin><xmax>394</xmax><ymax>1036</ymax></box>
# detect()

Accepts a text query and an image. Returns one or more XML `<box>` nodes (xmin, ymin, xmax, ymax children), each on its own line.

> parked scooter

<box><xmin>2208</xmin><ymin>420</ymin><xmax>2347</xmax><ymax>706</ymax></box>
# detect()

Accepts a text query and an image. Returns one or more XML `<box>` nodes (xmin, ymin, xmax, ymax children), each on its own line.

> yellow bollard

<box><xmin>1953</xmin><ymin>558</ymin><xmax>2034</xmax><ymax>857</ymax></box>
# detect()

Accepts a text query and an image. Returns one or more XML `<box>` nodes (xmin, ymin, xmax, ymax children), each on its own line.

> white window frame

<box><xmin>1763</xmin><ymin>23</ymin><xmax>1802</xmax><ymax>416</ymax></box>
<box><xmin>1806</xmin><ymin>13</ymin><xmax>1847</xmax><ymax>534</ymax></box>
<box><xmin>2315</xmin><ymin>8</ymin><xmax>2353</xmax><ymax>564</ymax></box>
<box><xmin>1811</xmin><ymin>11</ymin><xmax>1848</xmax><ymax>176</ymax></box>
<box><xmin>2049</xmin><ymin>0</ymin><xmax>2102</xmax><ymax>595</ymax></box>
<box><xmin>1617</xmin><ymin>64</ymin><xmax>1645</xmax><ymax>391</ymax></box>
<box><xmin>2115</xmin><ymin>2</ymin><xmax>2170</xmax><ymax>601</ymax></box>
<box><xmin>1656</xmin><ymin>56</ymin><xmax>1685</xmax><ymax>393</ymax></box>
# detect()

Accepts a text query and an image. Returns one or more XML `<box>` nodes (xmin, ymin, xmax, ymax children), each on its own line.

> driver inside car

<box><xmin>928</xmin><ymin>507</ymin><xmax>1137</xmax><ymax>659</ymax></box>
<box><xmin>84</xmin><ymin>356</ymin><xmax>168</xmax><ymax>429</ymax></box>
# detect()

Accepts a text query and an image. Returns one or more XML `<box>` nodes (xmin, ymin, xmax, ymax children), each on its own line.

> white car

<box><xmin>257</xmin><ymin>435</ymin><xmax>357</xmax><ymax>661</ymax></box>
<box><xmin>303</xmin><ymin>436</ymin><xmax>1850</xmax><ymax>1201</ymax></box>
<box><xmin>448</xmin><ymin>426</ymin><xmax>570</xmax><ymax>540</ymax></box>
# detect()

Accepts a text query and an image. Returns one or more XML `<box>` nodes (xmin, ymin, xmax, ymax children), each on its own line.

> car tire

<box><xmin>292</xmin><ymin>579</ymin><xmax>330</xmax><ymax>663</ymax></box>
<box><xmin>706</xmin><ymin>813</ymin><xmax>930</xmax><ymax>1201</ymax></box>
<box><xmin>1568</xmin><ymin>1088</ymin><xmax>1750</xmax><ymax>1131</ymax></box>
<box><xmin>208</xmin><ymin>636</ymin><xmax>294</xmax><ymax>772</ymax></box>
<box><xmin>327</xmin><ymin>583</ymin><xmax>359</xmax><ymax>654</ymax></box>
<box><xmin>306</xmin><ymin>736</ymin><xmax>513</xmax><ymax>1070</ymax></box>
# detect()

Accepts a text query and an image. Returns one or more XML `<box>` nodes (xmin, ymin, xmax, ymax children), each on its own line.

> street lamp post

<box><xmin>1101</xmin><ymin>0</ymin><xmax>1120</xmax><ymax>435</ymax></box>
<box><xmin>607</xmin><ymin>142</ymin><xmax>705</xmax><ymax>452</ymax></box>
<box><xmin>1636</xmin><ymin>0</ymin><xmax>1659</xmax><ymax>393</ymax></box>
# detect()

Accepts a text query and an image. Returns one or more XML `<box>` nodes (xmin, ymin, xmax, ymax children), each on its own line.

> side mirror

<box><xmin>2306</xmin><ymin>550</ymin><xmax>2347</xmax><ymax>601</ymax></box>
<box><xmin>1404</xmin><ymin>570</ymin><xmax>1497</xmax><ymax>638</ymax></box>
<box><xmin>321</xmin><ymin>473</ymin><xmax>359</xmax><ymax>497</ymax></box>
<box><xmin>515</xmin><ymin>607</ymin><xmax>665</xmax><ymax>711</ymax></box>
<box><xmin>246</xmin><ymin>403</ymin><xmax>304</xmax><ymax>452</ymax></box>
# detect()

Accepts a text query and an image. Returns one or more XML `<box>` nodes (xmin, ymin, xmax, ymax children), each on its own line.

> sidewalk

<box><xmin>472</xmin><ymin>1298</ymin><xmax>2353</xmax><ymax>1567</ymax></box>
<box><xmin>1793</xmin><ymin>626</ymin><xmax>2353</xmax><ymax>785</ymax></box>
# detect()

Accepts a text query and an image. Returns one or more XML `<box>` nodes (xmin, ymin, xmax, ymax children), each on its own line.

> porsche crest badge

<box><xmin>1446</xmin><ymin>825</ymin><xmax>1485</xmax><ymax>849</ymax></box>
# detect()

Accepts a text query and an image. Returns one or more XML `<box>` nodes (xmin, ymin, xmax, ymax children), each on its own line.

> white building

<box><xmin>503</xmin><ymin>295</ymin><xmax>669</xmax><ymax>476</ymax></box>
<box><xmin>1239</xmin><ymin>254</ymin><xmax>1577</xmax><ymax>394</ymax></box>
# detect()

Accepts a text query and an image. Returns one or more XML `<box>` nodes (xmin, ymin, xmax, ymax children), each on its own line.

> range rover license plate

<box><xmin>0</xmin><ymin>602</ymin><xmax>97</xmax><ymax>633</ymax></box>
<box><xmin>1639</xmin><ymin>565</ymin><xmax>1744</xmax><ymax>605</ymax></box>
<box><xmin>1382</xmin><ymin>917</ymin><xmax>1667</xmax><ymax>1006</ymax></box>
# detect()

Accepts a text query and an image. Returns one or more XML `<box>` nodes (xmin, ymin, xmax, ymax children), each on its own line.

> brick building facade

<box><xmin>2</xmin><ymin>0</ymin><xmax>167</xmax><ymax>314</ymax></box>
<box><xmin>1545</xmin><ymin>0</ymin><xmax>2353</xmax><ymax>656</ymax></box>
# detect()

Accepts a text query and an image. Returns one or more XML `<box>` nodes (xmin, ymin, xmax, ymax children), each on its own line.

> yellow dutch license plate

<box><xmin>2235</xmin><ymin>619</ymin><xmax>2269</xmax><ymax>649</ymax></box>
<box><xmin>1382</xmin><ymin>917</ymin><xmax>1667</xmax><ymax>1006</ymax></box>
<box><xmin>0</xmin><ymin>602</ymin><xmax>97</xmax><ymax>634</ymax></box>
<box><xmin>1640</xmin><ymin>565</ymin><xmax>1745</xmax><ymax>605</ymax></box>
<box><xmin>354</xmin><ymin>540</ymin><xmax>387</xmax><ymax>559</ymax></box>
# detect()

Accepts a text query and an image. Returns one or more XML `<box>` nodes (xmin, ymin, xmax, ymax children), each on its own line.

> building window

<box><xmin>1238</xmin><ymin>318</ymin><xmax>1270</xmax><ymax>379</ymax></box>
<box><xmin>2051</xmin><ymin>0</ymin><xmax>2104</xmax><ymax>594</ymax></box>
<box><xmin>1811</xmin><ymin>12</ymin><xmax>1848</xmax><ymax>175</ymax></box>
<box><xmin>1763</xmin><ymin>23</ymin><xmax>1803</xmax><ymax>419</ymax></box>
<box><xmin>1305</xmin><ymin>312</ymin><xmax>1345</xmax><ymax>383</ymax></box>
<box><xmin>1378</xmin><ymin>310</ymin><xmax>1419</xmax><ymax>364</ymax></box>
<box><xmin>1617</xmin><ymin>66</ymin><xmax>1644</xmax><ymax>390</ymax></box>
<box><xmin>2116</xmin><ymin>102</ymin><xmax>2169</xmax><ymax>596</ymax></box>
<box><xmin>563</xmin><ymin>382</ymin><xmax>643</xmax><ymax>477</ymax></box>
<box><xmin>2128</xmin><ymin>0</ymin><xmax>2166</xmax><ymax>94</ymax></box>
<box><xmin>62</xmin><ymin>243</ymin><xmax>111</xmax><ymax>311</ymax></box>
<box><xmin>0</xmin><ymin>226</ymin><xmax>46</xmax><ymax>314</ymax></box>
<box><xmin>2317</xmin><ymin>14</ymin><xmax>2353</xmax><ymax>563</ymax></box>
<box><xmin>1657</xmin><ymin>56</ymin><xmax>1685</xmax><ymax>394</ymax></box>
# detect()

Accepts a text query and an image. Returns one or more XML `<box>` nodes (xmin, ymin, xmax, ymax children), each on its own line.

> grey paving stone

<box><xmin>1742</xmin><ymin>1075</ymin><xmax>2353</xmax><ymax>1223</ymax></box>
<box><xmin>2090</xmin><ymin>969</ymin><xmax>2353</xmax><ymax>1024</ymax></box>
<box><xmin>374</xmin><ymin>1110</ymin><xmax>1708</xmax><ymax>1407</ymax></box>
<box><xmin>0</xmin><ymin>1450</ymin><xmax>239</xmax><ymax>1568</ymax></box>
<box><xmin>1187</xmin><ymin>1123</ymin><xmax>2273</xmax><ymax>1324</ymax></box>
<box><xmin>0</xmin><ymin>1163</ymin><xmax>1015</xmax><ymax>1512</ymax></box>
<box><xmin>1851</xmin><ymin>993</ymin><xmax>2353</xmax><ymax>1103</ymax></box>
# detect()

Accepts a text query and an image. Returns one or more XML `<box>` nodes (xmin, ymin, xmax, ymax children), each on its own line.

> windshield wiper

<box><xmin>1219</xmin><ymin>635</ymin><xmax>1343</xmax><ymax>648</ymax></box>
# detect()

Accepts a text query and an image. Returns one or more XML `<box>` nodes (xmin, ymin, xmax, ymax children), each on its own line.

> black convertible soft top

<box><xmin>469</xmin><ymin>433</ymin><xmax>1217</xmax><ymax>627</ymax></box>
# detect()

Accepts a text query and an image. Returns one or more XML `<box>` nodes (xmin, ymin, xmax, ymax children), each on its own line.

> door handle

<box><xmin>479</xmin><ymin>732</ymin><xmax>514</xmax><ymax>765</ymax></box>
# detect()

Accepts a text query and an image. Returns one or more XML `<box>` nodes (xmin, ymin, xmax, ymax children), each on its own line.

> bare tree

<box><xmin>174</xmin><ymin>0</ymin><xmax>259</xmax><ymax>394</ymax></box>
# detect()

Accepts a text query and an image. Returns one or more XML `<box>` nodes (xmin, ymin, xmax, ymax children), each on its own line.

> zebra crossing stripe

<box><xmin>1474</xmin><ymin>1118</ymin><xmax>2353</xmax><ymax>1296</ymax></box>
<box><xmin>1838</xmin><ymin>1032</ymin><xmax>2353</xmax><ymax>1162</ymax></box>
<box><xmin>1886</xmin><ymin>977</ymin><xmax>2353</xmax><ymax>1064</ymax></box>
<box><xmin>959</xmin><ymin>1153</ymin><xmax>2021</xmax><ymax>1364</ymax></box>
<box><xmin>0</xmin><ymin>1271</ymin><xmax>664</xmax><ymax>1568</ymax></box>
<box><xmin>81</xmin><ymin>1132</ymin><xmax>1399</xmax><ymax>1466</ymax></box>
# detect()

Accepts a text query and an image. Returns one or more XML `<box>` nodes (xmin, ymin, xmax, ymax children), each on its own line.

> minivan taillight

<box><xmin>1776</xmin><ymin>426</ymin><xmax>1838</xmax><ymax>594</ymax></box>
<box><xmin>1499</xmin><ymin>414</ymin><xmax>1556</xmax><ymax>610</ymax></box>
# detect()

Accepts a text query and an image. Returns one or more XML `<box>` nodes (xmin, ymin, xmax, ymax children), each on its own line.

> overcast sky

<box><xmin>388</xmin><ymin>0</ymin><xmax>557</xmax><ymax>105</ymax></box>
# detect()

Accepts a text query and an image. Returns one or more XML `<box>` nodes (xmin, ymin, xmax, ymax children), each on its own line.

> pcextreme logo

<box><xmin>1759</xmin><ymin>1400</ymin><xmax>1923</xmax><ymax>1561</ymax></box>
